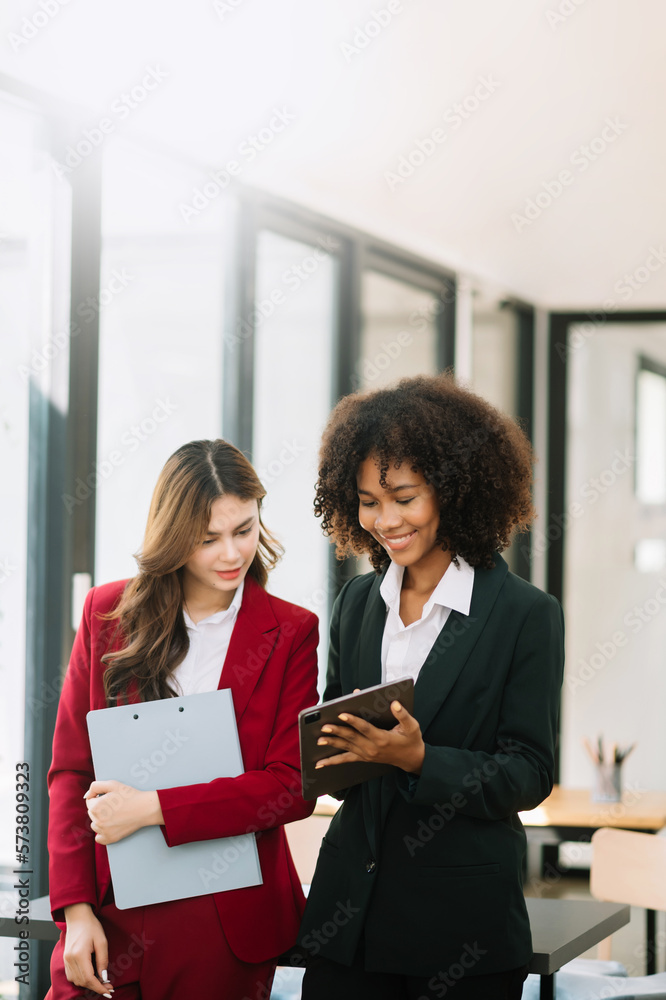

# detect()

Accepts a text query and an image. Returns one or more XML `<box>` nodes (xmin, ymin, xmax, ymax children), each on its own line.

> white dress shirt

<box><xmin>171</xmin><ymin>580</ymin><xmax>245</xmax><ymax>696</ymax></box>
<box><xmin>380</xmin><ymin>557</ymin><xmax>474</xmax><ymax>685</ymax></box>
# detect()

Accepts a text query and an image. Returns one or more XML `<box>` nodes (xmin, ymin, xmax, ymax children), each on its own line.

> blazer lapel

<box><xmin>357</xmin><ymin>571</ymin><xmax>388</xmax><ymax>855</ymax></box>
<box><xmin>413</xmin><ymin>554</ymin><xmax>509</xmax><ymax>736</ymax></box>
<box><xmin>219</xmin><ymin>576</ymin><xmax>281</xmax><ymax>721</ymax></box>
<box><xmin>357</xmin><ymin>571</ymin><xmax>387</xmax><ymax>689</ymax></box>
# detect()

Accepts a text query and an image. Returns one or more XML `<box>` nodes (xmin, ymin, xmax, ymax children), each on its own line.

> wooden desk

<box><xmin>520</xmin><ymin>787</ymin><xmax>666</xmax><ymax>832</ymax></box>
<box><xmin>520</xmin><ymin>786</ymin><xmax>666</xmax><ymax>976</ymax></box>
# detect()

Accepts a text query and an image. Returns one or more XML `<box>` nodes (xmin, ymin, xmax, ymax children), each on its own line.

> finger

<box><xmin>318</xmin><ymin>734</ymin><xmax>356</xmax><ymax>751</ymax></box>
<box><xmin>67</xmin><ymin>956</ymin><xmax>110</xmax><ymax>995</ymax></box>
<box><xmin>93</xmin><ymin>930</ymin><xmax>112</xmax><ymax>995</ymax></box>
<box><xmin>86</xmin><ymin>975</ymin><xmax>114</xmax><ymax>997</ymax></box>
<box><xmin>337</xmin><ymin>712</ymin><xmax>375</xmax><ymax>735</ymax></box>
<box><xmin>315</xmin><ymin>751</ymin><xmax>360</xmax><ymax>768</ymax></box>
<box><xmin>86</xmin><ymin>801</ymin><xmax>108</xmax><ymax>824</ymax></box>
<box><xmin>353</xmin><ymin>688</ymin><xmax>361</xmax><ymax>693</ymax></box>
<box><xmin>87</xmin><ymin>794</ymin><xmax>114</xmax><ymax>818</ymax></box>
<box><xmin>320</xmin><ymin>723</ymin><xmax>356</xmax><ymax>737</ymax></box>
<box><xmin>95</xmin><ymin>796</ymin><xmax>119</xmax><ymax>821</ymax></box>
<box><xmin>391</xmin><ymin>701</ymin><xmax>416</xmax><ymax>724</ymax></box>
<box><xmin>85</xmin><ymin>780</ymin><xmax>115</xmax><ymax>799</ymax></box>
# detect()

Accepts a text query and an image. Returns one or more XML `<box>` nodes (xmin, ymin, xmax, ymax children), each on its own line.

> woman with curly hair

<box><xmin>46</xmin><ymin>439</ymin><xmax>318</xmax><ymax>1000</ymax></box>
<box><xmin>298</xmin><ymin>373</ymin><xmax>564</xmax><ymax>1000</ymax></box>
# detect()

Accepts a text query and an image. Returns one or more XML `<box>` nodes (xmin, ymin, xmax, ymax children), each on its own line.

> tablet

<box><xmin>298</xmin><ymin>678</ymin><xmax>414</xmax><ymax>800</ymax></box>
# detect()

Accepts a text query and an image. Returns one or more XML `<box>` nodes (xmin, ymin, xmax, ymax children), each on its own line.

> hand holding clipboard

<box><xmin>87</xmin><ymin>689</ymin><xmax>262</xmax><ymax>909</ymax></box>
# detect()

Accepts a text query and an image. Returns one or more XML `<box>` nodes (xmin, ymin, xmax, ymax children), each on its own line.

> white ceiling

<box><xmin>2</xmin><ymin>0</ymin><xmax>665</xmax><ymax>309</ymax></box>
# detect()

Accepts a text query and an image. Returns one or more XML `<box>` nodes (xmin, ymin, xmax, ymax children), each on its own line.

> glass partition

<box><xmin>635</xmin><ymin>359</ymin><xmax>666</xmax><ymax>505</ymax></box>
<box><xmin>95</xmin><ymin>139</ymin><xmax>227</xmax><ymax>586</ymax></box>
<box><xmin>252</xmin><ymin>229</ymin><xmax>337</xmax><ymax>684</ymax></box>
<box><xmin>470</xmin><ymin>287</ymin><xmax>528</xmax><ymax>574</ymax></box>
<box><xmin>0</xmin><ymin>94</ymin><xmax>68</xmax><ymax>988</ymax></box>
<box><xmin>359</xmin><ymin>270</ymin><xmax>439</xmax><ymax>390</ymax></box>
<box><xmin>470</xmin><ymin>287</ymin><xmax>519</xmax><ymax>417</ymax></box>
<box><xmin>561</xmin><ymin>323</ymin><xmax>666</xmax><ymax>794</ymax></box>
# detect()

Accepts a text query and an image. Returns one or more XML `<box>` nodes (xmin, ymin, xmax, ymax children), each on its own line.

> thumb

<box><xmin>85</xmin><ymin>780</ymin><xmax>115</xmax><ymax>799</ymax></box>
<box><xmin>391</xmin><ymin>700</ymin><xmax>415</xmax><ymax>725</ymax></box>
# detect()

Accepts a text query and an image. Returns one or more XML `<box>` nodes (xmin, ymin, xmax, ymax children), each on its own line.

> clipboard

<box><xmin>298</xmin><ymin>678</ymin><xmax>414</xmax><ymax>800</ymax></box>
<box><xmin>87</xmin><ymin>688</ymin><xmax>262</xmax><ymax>909</ymax></box>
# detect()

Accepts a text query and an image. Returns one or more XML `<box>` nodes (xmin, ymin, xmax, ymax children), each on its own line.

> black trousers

<box><xmin>301</xmin><ymin>942</ymin><xmax>529</xmax><ymax>1000</ymax></box>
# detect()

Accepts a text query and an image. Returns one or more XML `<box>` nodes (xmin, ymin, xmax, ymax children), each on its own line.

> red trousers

<box><xmin>46</xmin><ymin>892</ymin><xmax>276</xmax><ymax>1000</ymax></box>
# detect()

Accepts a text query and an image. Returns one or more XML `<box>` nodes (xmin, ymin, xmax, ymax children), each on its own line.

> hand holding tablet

<box><xmin>298</xmin><ymin>678</ymin><xmax>415</xmax><ymax>800</ymax></box>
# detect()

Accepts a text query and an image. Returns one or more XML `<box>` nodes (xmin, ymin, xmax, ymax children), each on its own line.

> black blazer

<box><xmin>298</xmin><ymin>554</ymin><xmax>564</xmax><ymax>978</ymax></box>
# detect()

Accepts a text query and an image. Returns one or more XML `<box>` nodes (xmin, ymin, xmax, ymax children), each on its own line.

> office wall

<box><xmin>561</xmin><ymin>323</ymin><xmax>666</xmax><ymax>792</ymax></box>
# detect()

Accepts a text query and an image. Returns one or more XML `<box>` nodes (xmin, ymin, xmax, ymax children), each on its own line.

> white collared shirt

<box><xmin>380</xmin><ymin>558</ymin><xmax>474</xmax><ymax>684</ymax></box>
<box><xmin>171</xmin><ymin>580</ymin><xmax>245</xmax><ymax>696</ymax></box>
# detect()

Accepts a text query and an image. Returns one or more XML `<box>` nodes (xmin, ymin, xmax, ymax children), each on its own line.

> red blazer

<box><xmin>47</xmin><ymin>575</ymin><xmax>319</xmax><ymax>963</ymax></box>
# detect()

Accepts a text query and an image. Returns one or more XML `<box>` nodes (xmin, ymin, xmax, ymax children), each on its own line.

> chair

<box><xmin>523</xmin><ymin>828</ymin><xmax>666</xmax><ymax>999</ymax></box>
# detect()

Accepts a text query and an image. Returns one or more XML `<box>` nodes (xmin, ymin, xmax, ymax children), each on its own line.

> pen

<box><xmin>583</xmin><ymin>738</ymin><xmax>599</xmax><ymax>764</ymax></box>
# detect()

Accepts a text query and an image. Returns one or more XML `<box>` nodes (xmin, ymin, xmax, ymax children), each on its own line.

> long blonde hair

<box><xmin>102</xmin><ymin>439</ymin><xmax>282</xmax><ymax>703</ymax></box>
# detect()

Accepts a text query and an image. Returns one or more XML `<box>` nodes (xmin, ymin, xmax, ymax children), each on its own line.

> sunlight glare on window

<box><xmin>636</xmin><ymin>367</ymin><xmax>666</xmax><ymax>505</ymax></box>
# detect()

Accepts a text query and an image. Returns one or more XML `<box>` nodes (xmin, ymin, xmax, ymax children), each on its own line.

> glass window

<box><xmin>95</xmin><ymin>139</ymin><xmax>227</xmax><ymax>585</ymax></box>
<box><xmin>0</xmin><ymin>94</ymin><xmax>67</xmax><ymax>979</ymax></box>
<box><xmin>252</xmin><ymin>229</ymin><xmax>337</xmax><ymax>685</ymax></box>
<box><xmin>561</xmin><ymin>324</ymin><xmax>666</xmax><ymax>794</ymax></box>
<box><xmin>635</xmin><ymin>538</ymin><xmax>666</xmax><ymax>573</ymax></box>
<box><xmin>470</xmin><ymin>288</ymin><xmax>528</xmax><ymax>575</ymax></box>
<box><xmin>352</xmin><ymin>270</ymin><xmax>442</xmax><ymax>575</ymax></box>
<box><xmin>470</xmin><ymin>289</ymin><xmax>519</xmax><ymax>418</ymax></box>
<box><xmin>635</xmin><ymin>364</ymin><xmax>666</xmax><ymax>505</ymax></box>
<box><xmin>359</xmin><ymin>270</ymin><xmax>439</xmax><ymax>390</ymax></box>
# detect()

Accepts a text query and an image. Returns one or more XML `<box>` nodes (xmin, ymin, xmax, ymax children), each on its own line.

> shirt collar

<box><xmin>380</xmin><ymin>556</ymin><xmax>474</xmax><ymax>619</ymax></box>
<box><xmin>183</xmin><ymin>578</ymin><xmax>245</xmax><ymax>629</ymax></box>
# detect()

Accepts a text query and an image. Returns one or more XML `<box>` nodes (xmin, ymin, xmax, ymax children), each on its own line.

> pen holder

<box><xmin>591</xmin><ymin>762</ymin><xmax>622</xmax><ymax>803</ymax></box>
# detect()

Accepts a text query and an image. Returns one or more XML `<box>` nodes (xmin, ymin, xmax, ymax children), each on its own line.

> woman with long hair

<box><xmin>46</xmin><ymin>439</ymin><xmax>319</xmax><ymax>1000</ymax></box>
<box><xmin>298</xmin><ymin>373</ymin><xmax>564</xmax><ymax>1000</ymax></box>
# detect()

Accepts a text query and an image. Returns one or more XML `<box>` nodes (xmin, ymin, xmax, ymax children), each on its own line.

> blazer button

<box><xmin>365</xmin><ymin>859</ymin><xmax>377</xmax><ymax>874</ymax></box>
